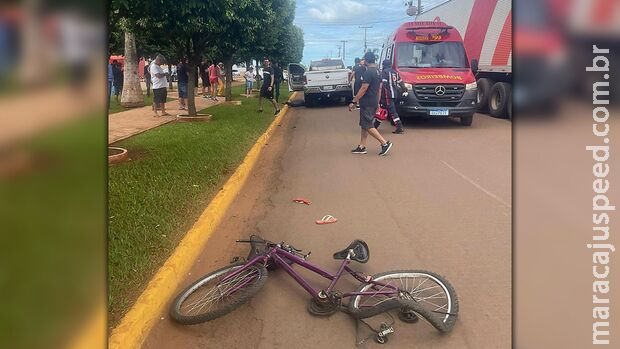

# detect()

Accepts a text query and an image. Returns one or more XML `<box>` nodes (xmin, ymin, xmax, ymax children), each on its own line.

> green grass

<box><xmin>108</xmin><ymin>83</ymin><xmax>289</xmax><ymax>325</ymax></box>
<box><xmin>108</xmin><ymin>94</ymin><xmax>175</xmax><ymax>114</ymax></box>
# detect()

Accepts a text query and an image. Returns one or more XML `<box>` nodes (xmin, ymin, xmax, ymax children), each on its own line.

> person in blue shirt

<box><xmin>107</xmin><ymin>62</ymin><xmax>113</xmax><ymax>99</ymax></box>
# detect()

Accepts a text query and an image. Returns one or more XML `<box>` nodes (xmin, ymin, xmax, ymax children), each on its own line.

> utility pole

<box><xmin>338</xmin><ymin>45</ymin><xmax>342</xmax><ymax>58</ymax></box>
<box><xmin>341</xmin><ymin>40</ymin><xmax>347</xmax><ymax>62</ymax></box>
<box><xmin>359</xmin><ymin>25</ymin><xmax>373</xmax><ymax>53</ymax></box>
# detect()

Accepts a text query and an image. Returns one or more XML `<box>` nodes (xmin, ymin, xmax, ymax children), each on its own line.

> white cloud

<box><xmin>306</xmin><ymin>0</ymin><xmax>371</xmax><ymax>22</ymax></box>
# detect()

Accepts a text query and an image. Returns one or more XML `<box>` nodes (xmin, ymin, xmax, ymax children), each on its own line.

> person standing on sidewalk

<box><xmin>150</xmin><ymin>54</ymin><xmax>171</xmax><ymax>117</ymax></box>
<box><xmin>176</xmin><ymin>57</ymin><xmax>189</xmax><ymax>110</ymax></box>
<box><xmin>207</xmin><ymin>62</ymin><xmax>218</xmax><ymax>101</ymax></box>
<box><xmin>112</xmin><ymin>60</ymin><xmax>124</xmax><ymax>103</ymax></box>
<box><xmin>273</xmin><ymin>62</ymin><xmax>284</xmax><ymax>102</ymax></box>
<box><xmin>375</xmin><ymin>59</ymin><xmax>407</xmax><ymax>134</ymax></box>
<box><xmin>144</xmin><ymin>59</ymin><xmax>152</xmax><ymax>97</ymax></box>
<box><xmin>258</xmin><ymin>58</ymin><xmax>280</xmax><ymax>115</ymax></box>
<box><xmin>350</xmin><ymin>57</ymin><xmax>366</xmax><ymax>109</ymax></box>
<box><xmin>244</xmin><ymin>66</ymin><xmax>255</xmax><ymax>97</ymax></box>
<box><xmin>217</xmin><ymin>62</ymin><xmax>226</xmax><ymax>97</ymax></box>
<box><xmin>348</xmin><ymin>51</ymin><xmax>393</xmax><ymax>156</ymax></box>
<box><xmin>200</xmin><ymin>59</ymin><xmax>211</xmax><ymax>98</ymax></box>
<box><xmin>107</xmin><ymin>61</ymin><xmax>113</xmax><ymax>99</ymax></box>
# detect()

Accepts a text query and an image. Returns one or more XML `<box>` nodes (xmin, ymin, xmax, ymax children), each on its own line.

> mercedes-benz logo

<box><xmin>325</xmin><ymin>75</ymin><xmax>330</xmax><ymax>79</ymax></box>
<box><xmin>435</xmin><ymin>85</ymin><xmax>446</xmax><ymax>96</ymax></box>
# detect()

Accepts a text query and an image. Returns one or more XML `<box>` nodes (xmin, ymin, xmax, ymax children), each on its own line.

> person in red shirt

<box><xmin>207</xmin><ymin>63</ymin><xmax>219</xmax><ymax>101</ymax></box>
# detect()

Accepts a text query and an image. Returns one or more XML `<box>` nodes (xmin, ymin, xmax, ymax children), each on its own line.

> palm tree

<box><xmin>120</xmin><ymin>31</ymin><xmax>144</xmax><ymax>107</ymax></box>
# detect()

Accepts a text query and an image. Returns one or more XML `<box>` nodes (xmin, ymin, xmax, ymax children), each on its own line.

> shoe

<box><xmin>355</xmin><ymin>106</ymin><xmax>360</xmax><ymax>110</ymax></box>
<box><xmin>351</xmin><ymin>146</ymin><xmax>367</xmax><ymax>154</ymax></box>
<box><xmin>274</xmin><ymin>109</ymin><xmax>281</xmax><ymax>115</ymax></box>
<box><xmin>258</xmin><ymin>109</ymin><xmax>263</xmax><ymax>113</ymax></box>
<box><xmin>379</xmin><ymin>141</ymin><xmax>393</xmax><ymax>156</ymax></box>
<box><xmin>392</xmin><ymin>128</ymin><xmax>404</xmax><ymax>134</ymax></box>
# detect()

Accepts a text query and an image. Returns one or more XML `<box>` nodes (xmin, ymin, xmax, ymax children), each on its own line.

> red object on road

<box><xmin>316</xmin><ymin>215</ymin><xmax>338</xmax><ymax>225</ymax></box>
<box><xmin>293</xmin><ymin>197</ymin><xmax>311</xmax><ymax>205</ymax></box>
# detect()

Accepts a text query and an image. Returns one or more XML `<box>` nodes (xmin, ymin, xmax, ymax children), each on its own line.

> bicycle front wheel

<box><xmin>348</xmin><ymin>270</ymin><xmax>459</xmax><ymax>332</ymax></box>
<box><xmin>170</xmin><ymin>262</ymin><xmax>268</xmax><ymax>325</ymax></box>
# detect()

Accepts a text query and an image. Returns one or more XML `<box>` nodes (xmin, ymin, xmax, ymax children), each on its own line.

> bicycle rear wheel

<box><xmin>348</xmin><ymin>270</ymin><xmax>459</xmax><ymax>332</ymax></box>
<box><xmin>170</xmin><ymin>262</ymin><xmax>268</xmax><ymax>325</ymax></box>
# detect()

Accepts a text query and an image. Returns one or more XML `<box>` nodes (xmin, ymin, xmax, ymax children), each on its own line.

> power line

<box><xmin>359</xmin><ymin>25</ymin><xmax>373</xmax><ymax>53</ymax></box>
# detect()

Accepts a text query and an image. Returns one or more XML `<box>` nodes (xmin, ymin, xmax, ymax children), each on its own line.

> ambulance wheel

<box><xmin>460</xmin><ymin>115</ymin><xmax>473</xmax><ymax>126</ymax></box>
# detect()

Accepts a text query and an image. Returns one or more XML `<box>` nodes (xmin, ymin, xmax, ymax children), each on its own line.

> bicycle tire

<box><xmin>348</xmin><ymin>270</ymin><xmax>459</xmax><ymax>333</ymax></box>
<box><xmin>169</xmin><ymin>262</ymin><xmax>268</xmax><ymax>325</ymax></box>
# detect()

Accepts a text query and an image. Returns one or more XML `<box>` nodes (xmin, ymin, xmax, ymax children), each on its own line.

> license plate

<box><xmin>429</xmin><ymin>109</ymin><xmax>449</xmax><ymax>116</ymax></box>
<box><xmin>323</xmin><ymin>85</ymin><xmax>334</xmax><ymax>90</ymax></box>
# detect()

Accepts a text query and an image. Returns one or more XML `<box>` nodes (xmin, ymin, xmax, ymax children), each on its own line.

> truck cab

<box><xmin>381</xmin><ymin>20</ymin><xmax>478</xmax><ymax>126</ymax></box>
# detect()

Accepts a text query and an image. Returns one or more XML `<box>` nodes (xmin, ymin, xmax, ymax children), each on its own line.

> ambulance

<box><xmin>380</xmin><ymin>20</ymin><xmax>479</xmax><ymax>126</ymax></box>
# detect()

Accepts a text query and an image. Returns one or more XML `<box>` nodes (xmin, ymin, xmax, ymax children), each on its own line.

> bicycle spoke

<box><xmin>180</xmin><ymin>267</ymin><xmax>260</xmax><ymax>316</ymax></box>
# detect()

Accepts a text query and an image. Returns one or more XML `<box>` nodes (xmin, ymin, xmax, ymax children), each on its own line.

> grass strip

<box><xmin>108</xmin><ymin>84</ymin><xmax>289</xmax><ymax>325</ymax></box>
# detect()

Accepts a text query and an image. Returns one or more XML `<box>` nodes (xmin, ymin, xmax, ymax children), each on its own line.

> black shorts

<box><xmin>153</xmin><ymin>87</ymin><xmax>167</xmax><ymax>104</ymax></box>
<box><xmin>113</xmin><ymin>84</ymin><xmax>122</xmax><ymax>95</ymax></box>
<box><xmin>359</xmin><ymin>106</ymin><xmax>377</xmax><ymax>130</ymax></box>
<box><xmin>201</xmin><ymin>74</ymin><xmax>210</xmax><ymax>87</ymax></box>
<box><xmin>260</xmin><ymin>85</ymin><xmax>274</xmax><ymax>99</ymax></box>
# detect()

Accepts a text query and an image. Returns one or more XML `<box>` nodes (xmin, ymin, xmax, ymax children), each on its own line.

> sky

<box><xmin>293</xmin><ymin>0</ymin><xmax>450</xmax><ymax>67</ymax></box>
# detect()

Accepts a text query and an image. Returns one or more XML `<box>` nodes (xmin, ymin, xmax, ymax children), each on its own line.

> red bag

<box><xmin>375</xmin><ymin>107</ymin><xmax>387</xmax><ymax>120</ymax></box>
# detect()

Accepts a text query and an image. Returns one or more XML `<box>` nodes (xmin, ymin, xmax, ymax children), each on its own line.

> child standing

<box><xmin>244</xmin><ymin>66</ymin><xmax>255</xmax><ymax>97</ymax></box>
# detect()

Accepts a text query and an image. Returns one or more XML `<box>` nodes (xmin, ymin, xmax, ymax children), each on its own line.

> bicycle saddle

<box><xmin>333</xmin><ymin>240</ymin><xmax>370</xmax><ymax>263</ymax></box>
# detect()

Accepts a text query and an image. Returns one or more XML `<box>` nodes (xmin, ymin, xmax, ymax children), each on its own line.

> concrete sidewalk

<box><xmin>108</xmin><ymin>94</ymin><xmax>222</xmax><ymax>144</ymax></box>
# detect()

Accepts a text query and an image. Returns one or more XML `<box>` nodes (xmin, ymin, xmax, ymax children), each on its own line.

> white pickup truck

<box><xmin>287</xmin><ymin>59</ymin><xmax>352</xmax><ymax>107</ymax></box>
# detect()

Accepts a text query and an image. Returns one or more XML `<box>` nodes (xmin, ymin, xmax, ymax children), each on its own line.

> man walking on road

<box><xmin>150</xmin><ymin>54</ymin><xmax>171</xmax><ymax>117</ymax></box>
<box><xmin>258</xmin><ymin>58</ymin><xmax>280</xmax><ymax>115</ymax></box>
<box><xmin>348</xmin><ymin>51</ymin><xmax>392</xmax><ymax>156</ymax></box>
<box><xmin>376</xmin><ymin>59</ymin><xmax>407</xmax><ymax>134</ymax></box>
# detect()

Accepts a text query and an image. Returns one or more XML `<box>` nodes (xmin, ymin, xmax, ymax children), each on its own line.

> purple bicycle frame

<box><xmin>220</xmin><ymin>245</ymin><xmax>399</xmax><ymax>302</ymax></box>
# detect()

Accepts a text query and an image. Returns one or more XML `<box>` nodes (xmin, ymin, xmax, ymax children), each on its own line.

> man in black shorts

<box><xmin>200</xmin><ymin>59</ymin><xmax>211</xmax><ymax>97</ymax></box>
<box><xmin>348</xmin><ymin>51</ymin><xmax>393</xmax><ymax>156</ymax></box>
<box><xmin>258</xmin><ymin>58</ymin><xmax>280</xmax><ymax>115</ymax></box>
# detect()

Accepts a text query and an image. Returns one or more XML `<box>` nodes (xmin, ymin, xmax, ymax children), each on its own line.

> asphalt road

<box><xmin>143</xmin><ymin>96</ymin><xmax>511</xmax><ymax>349</ymax></box>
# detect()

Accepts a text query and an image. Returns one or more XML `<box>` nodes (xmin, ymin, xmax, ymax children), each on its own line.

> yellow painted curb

<box><xmin>108</xmin><ymin>92</ymin><xmax>299</xmax><ymax>349</ymax></box>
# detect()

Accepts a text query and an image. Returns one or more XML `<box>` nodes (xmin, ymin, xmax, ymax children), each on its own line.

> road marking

<box><xmin>441</xmin><ymin>160</ymin><xmax>511</xmax><ymax>208</ymax></box>
<box><xmin>107</xmin><ymin>92</ymin><xmax>299</xmax><ymax>349</ymax></box>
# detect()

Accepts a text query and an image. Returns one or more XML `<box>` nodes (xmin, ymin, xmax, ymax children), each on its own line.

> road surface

<box><xmin>143</xmin><ymin>96</ymin><xmax>511</xmax><ymax>348</ymax></box>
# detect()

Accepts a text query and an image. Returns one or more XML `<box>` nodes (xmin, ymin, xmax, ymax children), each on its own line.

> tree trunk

<box><xmin>120</xmin><ymin>31</ymin><xmax>144</xmax><ymax>108</ymax></box>
<box><xmin>187</xmin><ymin>63</ymin><xmax>197</xmax><ymax>117</ymax></box>
<box><xmin>224</xmin><ymin>55</ymin><xmax>234</xmax><ymax>102</ymax></box>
